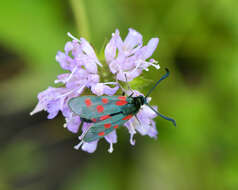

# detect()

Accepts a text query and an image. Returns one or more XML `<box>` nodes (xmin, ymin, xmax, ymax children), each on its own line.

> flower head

<box><xmin>31</xmin><ymin>33</ymin><xmax>119</xmax><ymax>140</ymax></box>
<box><xmin>31</xmin><ymin>29</ymin><xmax>164</xmax><ymax>153</ymax></box>
<box><xmin>105</xmin><ymin>28</ymin><xmax>160</xmax><ymax>82</ymax></box>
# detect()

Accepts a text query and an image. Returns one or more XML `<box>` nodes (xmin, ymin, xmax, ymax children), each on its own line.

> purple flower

<box><xmin>31</xmin><ymin>29</ymin><xmax>161</xmax><ymax>153</ymax></box>
<box><xmin>105</xmin><ymin>28</ymin><xmax>160</xmax><ymax>82</ymax></box>
<box><xmin>91</xmin><ymin>82</ymin><xmax>119</xmax><ymax>96</ymax></box>
<box><xmin>31</xmin><ymin>33</ymin><xmax>119</xmax><ymax>152</ymax></box>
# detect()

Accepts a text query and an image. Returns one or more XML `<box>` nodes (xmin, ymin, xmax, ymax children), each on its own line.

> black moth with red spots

<box><xmin>68</xmin><ymin>69</ymin><xmax>176</xmax><ymax>143</ymax></box>
<box><xmin>68</xmin><ymin>95</ymin><xmax>145</xmax><ymax>142</ymax></box>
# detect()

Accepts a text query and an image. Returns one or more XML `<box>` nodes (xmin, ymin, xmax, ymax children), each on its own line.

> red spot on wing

<box><xmin>122</xmin><ymin>115</ymin><xmax>133</xmax><ymax>120</ymax></box>
<box><xmin>116</xmin><ymin>100</ymin><xmax>128</xmax><ymax>106</ymax></box>
<box><xmin>96</xmin><ymin>105</ymin><xmax>104</xmax><ymax>113</ymax></box>
<box><xmin>118</xmin><ymin>96</ymin><xmax>126</xmax><ymax>101</ymax></box>
<box><xmin>85</xmin><ymin>98</ymin><xmax>92</xmax><ymax>107</ymax></box>
<box><xmin>104</xmin><ymin>123</ymin><xmax>111</xmax><ymax>129</ymax></box>
<box><xmin>100</xmin><ymin>115</ymin><xmax>111</xmax><ymax>121</ymax></box>
<box><xmin>91</xmin><ymin>118</ymin><xmax>97</xmax><ymax>122</ymax></box>
<box><xmin>102</xmin><ymin>98</ymin><xmax>108</xmax><ymax>104</ymax></box>
<box><xmin>98</xmin><ymin>132</ymin><xmax>105</xmax><ymax>136</ymax></box>
<box><xmin>113</xmin><ymin>125</ymin><xmax>119</xmax><ymax>129</ymax></box>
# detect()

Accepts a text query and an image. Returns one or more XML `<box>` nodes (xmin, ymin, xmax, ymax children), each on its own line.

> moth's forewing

<box><xmin>68</xmin><ymin>96</ymin><xmax>130</xmax><ymax>120</ymax></box>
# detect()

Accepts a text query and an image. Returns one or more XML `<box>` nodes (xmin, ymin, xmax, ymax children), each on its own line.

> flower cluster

<box><xmin>105</xmin><ymin>29</ymin><xmax>160</xmax><ymax>81</ymax></box>
<box><xmin>31</xmin><ymin>28</ymin><xmax>160</xmax><ymax>153</ymax></box>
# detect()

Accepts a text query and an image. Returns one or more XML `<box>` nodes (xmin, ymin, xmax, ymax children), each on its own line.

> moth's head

<box><xmin>134</xmin><ymin>95</ymin><xmax>145</xmax><ymax>106</ymax></box>
<box><xmin>139</xmin><ymin>95</ymin><xmax>146</xmax><ymax>105</ymax></box>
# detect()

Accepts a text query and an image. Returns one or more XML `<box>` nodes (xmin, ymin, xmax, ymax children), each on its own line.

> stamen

<box><xmin>77</xmin><ymin>84</ymin><xmax>86</xmax><ymax>94</ymax></box>
<box><xmin>78</xmin><ymin>134</ymin><xmax>84</xmax><ymax>140</ymax></box>
<box><xmin>130</xmin><ymin>133</ymin><xmax>136</xmax><ymax>145</ymax></box>
<box><xmin>74</xmin><ymin>141</ymin><xmax>83</xmax><ymax>150</ymax></box>
<box><xmin>55</xmin><ymin>89</ymin><xmax>75</xmax><ymax>99</ymax></box>
<box><xmin>103</xmin><ymin>82</ymin><xmax>118</xmax><ymax>85</ymax></box>
<box><xmin>148</xmin><ymin>61</ymin><xmax>160</xmax><ymax>69</ymax></box>
<box><xmin>79</xmin><ymin>122</ymin><xmax>92</xmax><ymax>140</ymax></box>
<box><xmin>140</xmin><ymin>60</ymin><xmax>160</xmax><ymax>70</ymax></box>
<box><xmin>64</xmin><ymin>66</ymin><xmax>77</xmax><ymax>83</ymax></box>
<box><xmin>67</xmin><ymin>32</ymin><xmax>80</xmax><ymax>42</ymax></box>
<box><xmin>108</xmin><ymin>143</ymin><xmax>114</xmax><ymax>153</ymax></box>
<box><xmin>130</xmin><ymin>59</ymin><xmax>143</xmax><ymax>75</ymax></box>
<box><xmin>78</xmin><ymin>130</ymin><xmax>87</xmax><ymax>140</ymax></box>
<box><xmin>128</xmin><ymin>121</ymin><xmax>136</xmax><ymax>146</ymax></box>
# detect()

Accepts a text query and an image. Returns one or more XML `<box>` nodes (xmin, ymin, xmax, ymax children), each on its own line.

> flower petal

<box><xmin>54</xmin><ymin>73</ymin><xmax>70</xmax><ymax>84</ymax></box>
<box><xmin>103</xmin><ymin>85</ymin><xmax>119</xmax><ymax>96</ymax></box>
<box><xmin>104</xmin><ymin>130</ymin><xmax>117</xmax><ymax>153</ymax></box>
<box><xmin>124</xmin><ymin>28</ymin><xmax>143</xmax><ymax>50</ymax></box>
<box><xmin>64</xmin><ymin>41</ymin><xmax>74</xmax><ymax>54</ymax></box>
<box><xmin>91</xmin><ymin>83</ymin><xmax>119</xmax><ymax>96</ymax></box>
<box><xmin>91</xmin><ymin>83</ymin><xmax>104</xmax><ymax>96</ymax></box>
<box><xmin>30</xmin><ymin>102</ymin><xmax>44</xmax><ymax>115</ymax></box>
<box><xmin>84</xmin><ymin>61</ymin><xmax>98</xmax><ymax>73</ymax></box>
<box><xmin>147</xmin><ymin>120</ymin><xmax>158</xmax><ymax>138</ymax></box>
<box><xmin>140</xmin><ymin>38</ymin><xmax>159</xmax><ymax>60</ymax></box>
<box><xmin>65</xmin><ymin>115</ymin><xmax>81</xmax><ymax>133</ymax></box>
<box><xmin>104</xmin><ymin>130</ymin><xmax>117</xmax><ymax>144</ymax></box>
<box><xmin>56</xmin><ymin>51</ymin><xmax>69</xmax><ymax>70</ymax></box>
<box><xmin>46</xmin><ymin>99</ymin><xmax>60</xmax><ymax>119</ymax></box>
<box><xmin>105</xmin><ymin>32</ymin><xmax>117</xmax><ymax>62</ymax></box>
<box><xmin>125</xmin><ymin>120</ymin><xmax>137</xmax><ymax>145</ymax></box>
<box><xmin>80</xmin><ymin>38</ymin><xmax>102</xmax><ymax>67</ymax></box>
<box><xmin>82</xmin><ymin>140</ymin><xmax>98</xmax><ymax>153</ymax></box>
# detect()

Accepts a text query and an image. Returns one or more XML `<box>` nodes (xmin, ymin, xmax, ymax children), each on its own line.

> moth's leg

<box><xmin>135</xmin><ymin>114</ymin><xmax>141</xmax><ymax>125</ymax></box>
<box><xmin>129</xmin><ymin>92</ymin><xmax>134</xmax><ymax>97</ymax></box>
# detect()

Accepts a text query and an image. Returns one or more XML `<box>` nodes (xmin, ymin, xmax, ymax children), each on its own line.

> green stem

<box><xmin>70</xmin><ymin>0</ymin><xmax>90</xmax><ymax>40</ymax></box>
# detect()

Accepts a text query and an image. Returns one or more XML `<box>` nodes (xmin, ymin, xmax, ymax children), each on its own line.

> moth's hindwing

<box><xmin>83</xmin><ymin>113</ymin><xmax>134</xmax><ymax>142</ymax></box>
<box><xmin>68</xmin><ymin>96</ymin><xmax>130</xmax><ymax>120</ymax></box>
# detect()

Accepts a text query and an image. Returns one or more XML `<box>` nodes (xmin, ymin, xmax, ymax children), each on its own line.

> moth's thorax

<box><xmin>121</xmin><ymin>96</ymin><xmax>145</xmax><ymax>115</ymax></box>
<box><xmin>133</xmin><ymin>95</ymin><xmax>146</xmax><ymax>107</ymax></box>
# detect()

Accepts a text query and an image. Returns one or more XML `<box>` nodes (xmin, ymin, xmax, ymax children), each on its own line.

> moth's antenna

<box><xmin>145</xmin><ymin>103</ymin><xmax>176</xmax><ymax>127</ymax></box>
<box><xmin>145</xmin><ymin>68</ymin><xmax>170</xmax><ymax>98</ymax></box>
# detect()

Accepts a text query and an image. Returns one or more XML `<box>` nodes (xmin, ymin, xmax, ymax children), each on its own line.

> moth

<box><xmin>68</xmin><ymin>68</ymin><xmax>176</xmax><ymax>144</ymax></box>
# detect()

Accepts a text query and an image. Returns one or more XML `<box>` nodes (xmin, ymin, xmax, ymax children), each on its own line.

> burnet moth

<box><xmin>68</xmin><ymin>68</ymin><xmax>176</xmax><ymax>144</ymax></box>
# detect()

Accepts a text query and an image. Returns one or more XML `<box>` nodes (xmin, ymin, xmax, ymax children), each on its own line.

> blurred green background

<box><xmin>0</xmin><ymin>0</ymin><xmax>237</xmax><ymax>190</ymax></box>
